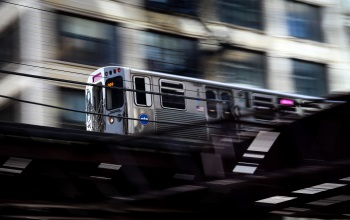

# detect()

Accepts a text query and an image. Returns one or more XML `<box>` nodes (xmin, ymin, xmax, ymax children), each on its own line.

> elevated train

<box><xmin>85</xmin><ymin>66</ymin><xmax>332</xmax><ymax>141</ymax></box>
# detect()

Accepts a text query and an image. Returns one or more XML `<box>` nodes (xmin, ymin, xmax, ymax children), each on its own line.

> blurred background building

<box><xmin>0</xmin><ymin>0</ymin><xmax>349</xmax><ymax>130</ymax></box>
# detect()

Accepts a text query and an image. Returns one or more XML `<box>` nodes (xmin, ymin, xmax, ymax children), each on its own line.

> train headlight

<box><xmin>109</xmin><ymin>117</ymin><xmax>115</xmax><ymax>124</ymax></box>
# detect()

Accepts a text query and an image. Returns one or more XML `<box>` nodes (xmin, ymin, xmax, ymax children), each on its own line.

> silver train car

<box><xmin>85</xmin><ymin>66</ymin><xmax>330</xmax><ymax>140</ymax></box>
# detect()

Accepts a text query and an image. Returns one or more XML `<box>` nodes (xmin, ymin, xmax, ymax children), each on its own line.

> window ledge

<box><xmin>42</xmin><ymin>58</ymin><xmax>98</xmax><ymax>71</ymax></box>
<box><xmin>203</xmin><ymin>19</ymin><xmax>265</xmax><ymax>35</ymax></box>
<box><xmin>146</xmin><ymin>7</ymin><xmax>198</xmax><ymax>19</ymax></box>
<box><xmin>272</xmin><ymin>35</ymin><xmax>334</xmax><ymax>48</ymax></box>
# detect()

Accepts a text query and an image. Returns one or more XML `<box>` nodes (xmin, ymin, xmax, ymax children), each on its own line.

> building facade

<box><xmin>0</xmin><ymin>0</ymin><xmax>349</xmax><ymax>129</ymax></box>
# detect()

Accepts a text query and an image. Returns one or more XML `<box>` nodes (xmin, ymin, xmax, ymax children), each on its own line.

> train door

<box><xmin>86</xmin><ymin>86</ymin><xmax>93</xmax><ymax>131</ymax></box>
<box><xmin>205</xmin><ymin>88</ymin><xmax>234</xmax><ymax>136</ymax></box>
<box><xmin>86</xmin><ymin>83</ymin><xmax>104</xmax><ymax>132</ymax></box>
<box><xmin>131</xmin><ymin>75</ymin><xmax>154</xmax><ymax>135</ymax></box>
<box><xmin>90</xmin><ymin>84</ymin><xmax>104</xmax><ymax>132</ymax></box>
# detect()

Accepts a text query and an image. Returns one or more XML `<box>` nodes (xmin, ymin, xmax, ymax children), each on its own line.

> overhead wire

<box><xmin>0</xmin><ymin>68</ymin><xmax>241</xmax><ymax>130</ymax></box>
<box><xmin>0</xmin><ymin>67</ymin><xmax>334</xmax><ymax>132</ymax></box>
<box><xmin>0</xmin><ymin>0</ymin><xmax>54</xmax><ymax>13</ymax></box>
<box><xmin>0</xmin><ymin>69</ymin><xmax>241</xmax><ymax>103</ymax></box>
<box><xmin>0</xmin><ymin>0</ymin><xmax>240</xmax><ymax>133</ymax></box>
<box><xmin>0</xmin><ymin>59</ymin><xmax>91</xmax><ymax>77</ymax></box>
<box><xmin>0</xmin><ymin>58</ymin><xmax>234</xmax><ymax>99</ymax></box>
<box><xmin>0</xmin><ymin>65</ymin><xmax>335</xmax><ymax>125</ymax></box>
<box><xmin>0</xmin><ymin>63</ymin><xmax>330</xmax><ymax>104</ymax></box>
<box><xmin>0</xmin><ymin>0</ymin><xmax>328</xmax><ymax>102</ymax></box>
<box><xmin>0</xmin><ymin>0</ymin><xmax>335</xmax><ymax>123</ymax></box>
<box><xmin>0</xmin><ymin>0</ymin><xmax>230</xmax><ymax>97</ymax></box>
<box><xmin>0</xmin><ymin>0</ymin><xmax>340</xmax><ymax>102</ymax></box>
<box><xmin>0</xmin><ymin>92</ymin><xmax>247</xmax><ymax>130</ymax></box>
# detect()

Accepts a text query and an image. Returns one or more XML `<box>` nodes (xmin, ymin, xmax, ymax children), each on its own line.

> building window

<box><xmin>57</xmin><ymin>12</ymin><xmax>118</xmax><ymax>67</ymax></box>
<box><xmin>287</xmin><ymin>1</ymin><xmax>322</xmax><ymax>42</ymax></box>
<box><xmin>145</xmin><ymin>32</ymin><xmax>198</xmax><ymax>77</ymax></box>
<box><xmin>0</xmin><ymin>21</ymin><xmax>19</xmax><ymax>71</ymax></box>
<box><xmin>145</xmin><ymin>0</ymin><xmax>197</xmax><ymax>16</ymax></box>
<box><xmin>0</xmin><ymin>101</ymin><xmax>19</xmax><ymax>123</ymax></box>
<box><xmin>292</xmin><ymin>59</ymin><xmax>327</xmax><ymax>96</ymax></box>
<box><xmin>342</xmin><ymin>0</ymin><xmax>350</xmax><ymax>14</ymax></box>
<box><xmin>218</xmin><ymin>0</ymin><xmax>263</xmax><ymax>30</ymax></box>
<box><xmin>60</xmin><ymin>88</ymin><xmax>85</xmax><ymax>130</ymax></box>
<box><xmin>218</xmin><ymin>48</ymin><xmax>266</xmax><ymax>88</ymax></box>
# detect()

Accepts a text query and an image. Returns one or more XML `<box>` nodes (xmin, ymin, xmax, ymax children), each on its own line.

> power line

<box><xmin>0</xmin><ymin>93</ymin><xmax>87</xmax><ymax>115</ymax></box>
<box><xmin>0</xmin><ymin>59</ymin><xmax>223</xmax><ymax>97</ymax></box>
<box><xmin>0</xmin><ymin>0</ymin><xmax>143</xmax><ymax>16</ymax></box>
<box><xmin>0</xmin><ymin>0</ymin><xmax>54</xmax><ymax>13</ymax></box>
<box><xmin>0</xmin><ymin>70</ymin><xmax>332</xmax><ymax>130</ymax></box>
<box><xmin>0</xmin><ymin>93</ymin><xmax>241</xmax><ymax>130</ymax></box>
<box><xmin>0</xmin><ymin>58</ymin><xmax>331</xmax><ymax>102</ymax></box>
<box><xmin>0</xmin><ymin>0</ymin><xmax>319</xmax><ymax>99</ymax></box>
<box><xmin>0</xmin><ymin>1</ymin><xmax>333</xmax><ymax>134</ymax></box>
<box><xmin>0</xmin><ymin>68</ymin><xmax>335</xmax><ymax>106</ymax></box>
<box><xmin>0</xmin><ymin>68</ymin><xmax>333</xmax><ymax>129</ymax></box>
<box><xmin>0</xmin><ymin>59</ymin><xmax>90</xmax><ymax>77</ymax></box>
<box><xmin>0</xmin><ymin>69</ymin><xmax>240</xmax><ymax>103</ymax></box>
<box><xmin>0</xmin><ymin>0</ymin><xmax>163</xmax><ymax>33</ymax></box>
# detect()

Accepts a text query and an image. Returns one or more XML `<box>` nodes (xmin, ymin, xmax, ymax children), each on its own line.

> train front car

<box><xmin>86</xmin><ymin>66</ymin><xmax>128</xmax><ymax>134</ymax></box>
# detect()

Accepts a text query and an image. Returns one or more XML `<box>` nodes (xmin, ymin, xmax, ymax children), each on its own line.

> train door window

<box><xmin>86</xmin><ymin>89</ymin><xmax>92</xmax><ymax>122</ymax></box>
<box><xmin>106</xmin><ymin>76</ymin><xmax>124</xmax><ymax>110</ymax></box>
<box><xmin>237</xmin><ymin>90</ymin><xmax>250</xmax><ymax>108</ymax></box>
<box><xmin>206</xmin><ymin>90</ymin><xmax>218</xmax><ymax>118</ymax></box>
<box><xmin>93</xmin><ymin>85</ymin><xmax>103</xmax><ymax>113</ymax></box>
<box><xmin>160</xmin><ymin>79</ymin><xmax>185</xmax><ymax>110</ymax></box>
<box><xmin>221</xmin><ymin>92</ymin><xmax>232</xmax><ymax>119</ymax></box>
<box><xmin>133</xmin><ymin>76</ymin><xmax>152</xmax><ymax>107</ymax></box>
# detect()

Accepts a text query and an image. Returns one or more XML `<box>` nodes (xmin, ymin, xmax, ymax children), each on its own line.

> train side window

<box><xmin>106</xmin><ymin>76</ymin><xmax>124</xmax><ymax>110</ymax></box>
<box><xmin>134</xmin><ymin>76</ymin><xmax>152</xmax><ymax>107</ymax></box>
<box><xmin>221</xmin><ymin>92</ymin><xmax>232</xmax><ymax>119</ymax></box>
<box><xmin>160</xmin><ymin>79</ymin><xmax>185</xmax><ymax>110</ymax></box>
<box><xmin>206</xmin><ymin>91</ymin><xmax>217</xmax><ymax>118</ymax></box>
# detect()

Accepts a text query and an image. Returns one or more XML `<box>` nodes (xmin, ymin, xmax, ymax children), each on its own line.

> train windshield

<box><xmin>106</xmin><ymin>76</ymin><xmax>124</xmax><ymax>110</ymax></box>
